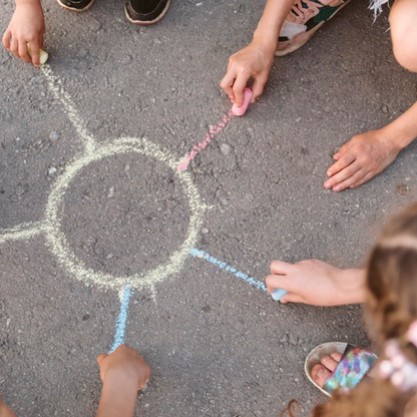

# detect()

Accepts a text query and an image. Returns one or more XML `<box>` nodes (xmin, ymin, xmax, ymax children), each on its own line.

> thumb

<box><xmin>280</xmin><ymin>293</ymin><xmax>305</xmax><ymax>304</ymax></box>
<box><xmin>96</xmin><ymin>353</ymin><xmax>108</xmax><ymax>366</ymax></box>
<box><xmin>251</xmin><ymin>74</ymin><xmax>267</xmax><ymax>102</ymax></box>
<box><xmin>265</xmin><ymin>274</ymin><xmax>293</xmax><ymax>293</ymax></box>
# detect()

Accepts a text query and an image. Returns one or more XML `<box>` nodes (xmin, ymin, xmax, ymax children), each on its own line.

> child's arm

<box><xmin>0</xmin><ymin>400</ymin><xmax>17</xmax><ymax>417</ymax></box>
<box><xmin>2</xmin><ymin>0</ymin><xmax>45</xmax><ymax>66</ymax></box>
<box><xmin>95</xmin><ymin>345</ymin><xmax>151</xmax><ymax>417</ymax></box>
<box><xmin>266</xmin><ymin>259</ymin><xmax>366</xmax><ymax>306</ymax></box>
<box><xmin>220</xmin><ymin>0</ymin><xmax>293</xmax><ymax>107</ymax></box>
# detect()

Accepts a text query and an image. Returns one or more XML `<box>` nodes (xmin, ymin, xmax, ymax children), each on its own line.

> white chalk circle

<box><xmin>44</xmin><ymin>137</ymin><xmax>205</xmax><ymax>291</ymax></box>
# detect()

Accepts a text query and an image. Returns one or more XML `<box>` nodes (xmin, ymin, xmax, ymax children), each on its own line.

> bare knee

<box><xmin>389</xmin><ymin>0</ymin><xmax>417</xmax><ymax>72</ymax></box>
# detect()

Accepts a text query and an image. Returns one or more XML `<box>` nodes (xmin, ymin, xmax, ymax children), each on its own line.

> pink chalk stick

<box><xmin>231</xmin><ymin>88</ymin><xmax>253</xmax><ymax>116</ymax></box>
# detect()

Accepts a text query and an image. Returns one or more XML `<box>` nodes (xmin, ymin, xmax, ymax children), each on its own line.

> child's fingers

<box><xmin>280</xmin><ymin>292</ymin><xmax>305</xmax><ymax>304</ymax></box>
<box><xmin>2</xmin><ymin>30</ymin><xmax>11</xmax><ymax>49</ymax></box>
<box><xmin>18</xmin><ymin>41</ymin><xmax>31</xmax><ymax>64</ymax></box>
<box><xmin>9</xmin><ymin>37</ymin><xmax>19</xmax><ymax>59</ymax></box>
<box><xmin>28</xmin><ymin>42</ymin><xmax>41</xmax><ymax>66</ymax></box>
<box><xmin>220</xmin><ymin>72</ymin><xmax>236</xmax><ymax>103</ymax></box>
<box><xmin>349</xmin><ymin>171</ymin><xmax>374</xmax><ymax>189</ymax></box>
<box><xmin>269</xmin><ymin>260</ymin><xmax>293</xmax><ymax>275</ymax></box>
<box><xmin>251</xmin><ymin>73</ymin><xmax>268</xmax><ymax>102</ymax></box>
<box><xmin>326</xmin><ymin>152</ymin><xmax>356</xmax><ymax>177</ymax></box>
<box><xmin>265</xmin><ymin>274</ymin><xmax>293</xmax><ymax>293</ymax></box>
<box><xmin>231</xmin><ymin>73</ymin><xmax>248</xmax><ymax>107</ymax></box>
<box><xmin>96</xmin><ymin>353</ymin><xmax>108</xmax><ymax>366</ymax></box>
<box><xmin>330</xmin><ymin>167</ymin><xmax>365</xmax><ymax>192</ymax></box>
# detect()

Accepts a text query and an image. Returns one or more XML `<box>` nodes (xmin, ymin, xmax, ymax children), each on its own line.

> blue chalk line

<box><xmin>190</xmin><ymin>248</ymin><xmax>267</xmax><ymax>292</ymax></box>
<box><xmin>189</xmin><ymin>248</ymin><xmax>287</xmax><ymax>301</ymax></box>
<box><xmin>110</xmin><ymin>285</ymin><xmax>133</xmax><ymax>353</ymax></box>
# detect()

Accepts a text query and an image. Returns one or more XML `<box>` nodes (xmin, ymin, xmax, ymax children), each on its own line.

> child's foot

<box><xmin>125</xmin><ymin>0</ymin><xmax>170</xmax><ymax>25</ymax></box>
<box><xmin>310</xmin><ymin>352</ymin><xmax>343</xmax><ymax>387</ymax></box>
<box><xmin>56</xmin><ymin>0</ymin><xmax>95</xmax><ymax>12</ymax></box>
<box><xmin>309</xmin><ymin>347</ymin><xmax>377</xmax><ymax>394</ymax></box>
<box><xmin>276</xmin><ymin>0</ymin><xmax>351</xmax><ymax>56</ymax></box>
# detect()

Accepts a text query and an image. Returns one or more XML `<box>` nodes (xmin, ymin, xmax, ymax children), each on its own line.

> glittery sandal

<box><xmin>304</xmin><ymin>342</ymin><xmax>378</xmax><ymax>397</ymax></box>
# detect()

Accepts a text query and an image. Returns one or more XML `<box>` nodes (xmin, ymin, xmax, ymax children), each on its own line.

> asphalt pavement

<box><xmin>1</xmin><ymin>0</ymin><xmax>417</xmax><ymax>416</ymax></box>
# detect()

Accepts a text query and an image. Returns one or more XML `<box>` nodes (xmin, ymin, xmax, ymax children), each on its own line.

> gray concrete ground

<box><xmin>1</xmin><ymin>0</ymin><xmax>417</xmax><ymax>416</ymax></box>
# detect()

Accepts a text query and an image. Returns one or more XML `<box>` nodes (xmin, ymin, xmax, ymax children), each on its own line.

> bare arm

<box><xmin>96</xmin><ymin>378</ymin><xmax>138</xmax><ymax>417</ymax></box>
<box><xmin>95</xmin><ymin>345</ymin><xmax>151</xmax><ymax>417</ymax></box>
<box><xmin>0</xmin><ymin>400</ymin><xmax>17</xmax><ymax>417</ymax></box>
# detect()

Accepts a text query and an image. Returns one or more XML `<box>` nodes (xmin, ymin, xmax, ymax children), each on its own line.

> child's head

<box><xmin>366</xmin><ymin>203</ymin><xmax>417</xmax><ymax>347</ymax></box>
<box><xmin>311</xmin><ymin>203</ymin><xmax>417</xmax><ymax>417</ymax></box>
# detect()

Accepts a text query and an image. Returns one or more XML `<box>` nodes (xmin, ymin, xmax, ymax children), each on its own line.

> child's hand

<box><xmin>0</xmin><ymin>400</ymin><xmax>17</xmax><ymax>417</ymax></box>
<box><xmin>266</xmin><ymin>259</ymin><xmax>366</xmax><ymax>306</ymax></box>
<box><xmin>2</xmin><ymin>0</ymin><xmax>45</xmax><ymax>66</ymax></box>
<box><xmin>220</xmin><ymin>40</ymin><xmax>275</xmax><ymax>107</ymax></box>
<box><xmin>97</xmin><ymin>345</ymin><xmax>151</xmax><ymax>391</ymax></box>
<box><xmin>324</xmin><ymin>129</ymin><xmax>401</xmax><ymax>192</ymax></box>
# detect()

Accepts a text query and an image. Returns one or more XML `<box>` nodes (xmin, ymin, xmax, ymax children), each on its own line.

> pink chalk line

<box><xmin>177</xmin><ymin>109</ymin><xmax>235</xmax><ymax>172</ymax></box>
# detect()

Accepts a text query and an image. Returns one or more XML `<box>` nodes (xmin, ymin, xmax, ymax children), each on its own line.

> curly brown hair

<box><xmin>311</xmin><ymin>203</ymin><xmax>417</xmax><ymax>417</ymax></box>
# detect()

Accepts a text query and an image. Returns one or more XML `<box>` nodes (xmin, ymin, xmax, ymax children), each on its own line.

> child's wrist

<box><xmin>379</xmin><ymin>125</ymin><xmax>415</xmax><ymax>151</ymax></box>
<box><xmin>251</xmin><ymin>32</ymin><xmax>277</xmax><ymax>55</ymax></box>
<box><xmin>103</xmin><ymin>368</ymin><xmax>141</xmax><ymax>388</ymax></box>
<box><xmin>15</xmin><ymin>0</ymin><xmax>42</xmax><ymax>6</ymax></box>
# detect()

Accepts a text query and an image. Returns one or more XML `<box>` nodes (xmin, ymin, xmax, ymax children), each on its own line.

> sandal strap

<box><xmin>323</xmin><ymin>344</ymin><xmax>378</xmax><ymax>394</ymax></box>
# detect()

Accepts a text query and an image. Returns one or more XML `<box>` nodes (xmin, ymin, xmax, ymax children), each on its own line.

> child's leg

<box><xmin>390</xmin><ymin>0</ymin><xmax>417</xmax><ymax>72</ymax></box>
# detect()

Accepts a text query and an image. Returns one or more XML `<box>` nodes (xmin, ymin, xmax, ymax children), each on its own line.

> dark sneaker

<box><xmin>56</xmin><ymin>0</ymin><xmax>95</xmax><ymax>11</ymax></box>
<box><xmin>276</xmin><ymin>0</ymin><xmax>351</xmax><ymax>56</ymax></box>
<box><xmin>125</xmin><ymin>0</ymin><xmax>170</xmax><ymax>25</ymax></box>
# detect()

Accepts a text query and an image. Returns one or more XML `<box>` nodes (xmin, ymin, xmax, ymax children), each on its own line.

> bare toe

<box><xmin>330</xmin><ymin>352</ymin><xmax>343</xmax><ymax>363</ymax></box>
<box><xmin>320</xmin><ymin>354</ymin><xmax>340</xmax><ymax>373</ymax></box>
<box><xmin>311</xmin><ymin>363</ymin><xmax>332</xmax><ymax>387</ymax></box>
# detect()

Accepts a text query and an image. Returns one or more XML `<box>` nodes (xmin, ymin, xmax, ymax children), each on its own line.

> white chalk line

<box><xmin>40</xmin><ymin>64</ymin><xmax>96</xmax><ymax>154</ymax></box>
<box><xmin>0</xmin><ymin>221</ymin><xmax>46</xmax><ymax>245</ymax></box>
<box><xmin>43</xmin><ymin>137</ymin><xmax>209</xmax><ymax>291</ymax></box>
<box><xmin>2</xmin><ymin>65</ymin><xmax>216</xmax><ymax>296</ymax></box>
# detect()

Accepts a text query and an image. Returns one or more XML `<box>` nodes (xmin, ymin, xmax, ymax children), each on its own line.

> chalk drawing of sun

<box><xmin>0</xmin><ymin>64</ymin><xmax>270</xmax><ymax>349</ymax></box>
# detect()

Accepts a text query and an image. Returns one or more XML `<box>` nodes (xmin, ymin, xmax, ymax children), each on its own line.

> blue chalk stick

<box><xmin>271</xmin><ymin>288</ymin><xmax>287</xmax><ymax>302</ymax></box>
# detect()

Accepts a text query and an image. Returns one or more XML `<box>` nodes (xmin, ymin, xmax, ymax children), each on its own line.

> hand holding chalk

<box><xmin>28</xmin><ymin>45</ymin><xmax>49</xmax><ymax>65</ymax></box>
<box><xmin>271</xmin><ymin>288</ymin><xmax>288</xmax><ymax>302</ymax></box>
<box><xmin>231</xmin><ymin>88</ymin><xmax>252</xmax><ymax>116</ymax></box>
<box><xmin>39</xmin><ymin>49</ymin><xmax>49</xmax><ymax>65</ymax></box>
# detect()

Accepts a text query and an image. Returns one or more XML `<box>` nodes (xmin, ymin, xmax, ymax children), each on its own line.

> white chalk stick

<box><xmin>271</xmin><ymin>288</ymin><xmax>288</xmax><ymax>302</ymax></box>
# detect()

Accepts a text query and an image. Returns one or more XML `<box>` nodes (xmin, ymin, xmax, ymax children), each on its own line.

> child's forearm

<box><xmin>253</xmin><ymin>0</ymin><xmax>294</xmax><ymax>48</ymax></box>
<box><xmin>95</xmin><ymin>380</ymin><xmax>138</xmax><ymax>417</ymax></box>
<box><xmin>15</xmin><ymin>0</ymin><xmax>41</xmax><ymax>6</ymax></box>
<box><xmin>383</xmin><ymin>100</ymin><xmax>417</xmax><ymax>150</ymax></box>
<box><xmin>0</xmin><ymin>400</ymin><xmax>17</xmax><ymax>417</ymax></box>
